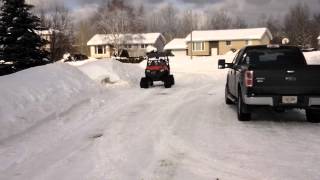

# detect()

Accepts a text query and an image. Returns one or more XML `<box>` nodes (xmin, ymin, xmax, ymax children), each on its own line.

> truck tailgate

<box><xmin>252</xmin><ymin>66</ymin><xmax>320</xmax><ymax>95</ymax></box>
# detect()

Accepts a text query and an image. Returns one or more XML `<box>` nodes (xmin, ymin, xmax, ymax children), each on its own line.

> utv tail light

<box><xmin>245</xmin><ymin>70</ymin><xmax>254</xmax><ymax>87</ymax></box>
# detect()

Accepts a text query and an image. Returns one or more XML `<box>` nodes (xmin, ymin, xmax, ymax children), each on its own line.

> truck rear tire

<box><xmin>306</xmin><ymin>109</ymin><xmax>320</xmax><ymax>123</ymax></box>
<box><xmin>237</xmin><ymin>90</ymin><xmax>251</xmax><ymax>121</ymax></box>
<box><xmin>169</xmin><ymin>75</ymin><xmax>175</xmax><ymax>85</ymax></box>
<box><xmin>140</xmin><ymin>77</ymin><xmax>149</xmax><ymax>89</ymax></box>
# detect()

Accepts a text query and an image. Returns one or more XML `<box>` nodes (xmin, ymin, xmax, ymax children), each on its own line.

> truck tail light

<box><xmin>245</xmin><ymin>70</ymin><xmax>254</xmax><ymax>87</ymax></box>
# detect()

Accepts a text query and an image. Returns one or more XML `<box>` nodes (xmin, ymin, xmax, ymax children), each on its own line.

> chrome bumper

<box><xmin>243</xmin><ymin>96</ymin><xmax>274</xmax><ymax>106</ymax></box>
<box><xmin>243</xmin><ymin>96</ymin><xmax>320</xmax><ymax>107</ymax></box>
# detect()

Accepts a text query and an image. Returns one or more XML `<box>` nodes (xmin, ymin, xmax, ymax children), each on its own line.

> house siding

<box><xmin>187</xmin><ymin>36</ymin><xmax>271</xmax><ymax>56</ymax></box>
<box><xmin>251</xmin><ymin>33</ymin><xmax>271</xmax><ymax>45</ymax></box>
<box><xmin>186</xmin><ymin>34</ymin><xmax>272</xmax><ymax>56</ymax></box>
<box><xmin>218</xmin><ymin>40</ymin><xmax>247</xmax><ymax>55</ymax></box>
<box><xmin>127</xmin><ymin>46</ymin><xmax>147</xmax><ymax>57</ymax></box>
<box><xmin>87</xmin><ymin>33</ymin><xmax>166</xmax><ymax>58</ymax></box>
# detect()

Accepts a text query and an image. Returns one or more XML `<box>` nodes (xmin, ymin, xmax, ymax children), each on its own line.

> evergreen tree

<box><xmin>0</xmin><ymin>0</ymin><xmax>48</xmax><ymax>63</ymax></box>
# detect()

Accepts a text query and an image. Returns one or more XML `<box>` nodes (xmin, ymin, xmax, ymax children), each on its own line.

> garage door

<box><xmin>172</xmin><ymin>50</ymin><xmax>187</xmax><ymax>57</ymax></box>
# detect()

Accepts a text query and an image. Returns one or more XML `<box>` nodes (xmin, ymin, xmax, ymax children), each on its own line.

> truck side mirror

<box><xmin>218</xmin><ymin>59</ymin><xmax>226</xmax><ymax>69</ymax></box>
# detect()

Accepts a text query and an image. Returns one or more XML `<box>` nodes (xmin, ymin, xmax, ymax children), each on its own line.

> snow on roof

<box><xmin>35</xmin><ymin>29</ymin><xmax>59</xmax><ymax>35</ymax></box>
<box><xmin>87</xmin><ymin>33</ymin><xmax>165</xmax><ymax>46</ymax></box>
<box><xmin>164</xmin><ymin>38</ymin><xmax>187</xmax><ymax>50</ymax></box>
<box><xmin>185</xmin><ymin>28</ymin><xmax>273</xmax><ymax>42</ymax></box>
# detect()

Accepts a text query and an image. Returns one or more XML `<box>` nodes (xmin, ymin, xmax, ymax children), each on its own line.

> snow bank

<box><xmin>304</xmin><ymin>51</ymin><xmax>320</xmax><ymax>64</ymax></box>
<box><xmin>77</xmin><ymin>60</ymin><xmax>144</xmax><ymax>87</ymax></box>
<box><xmin>0</xmin><ymin>64</ymin><xmax>100</xmax><ymax>141</ymax></box>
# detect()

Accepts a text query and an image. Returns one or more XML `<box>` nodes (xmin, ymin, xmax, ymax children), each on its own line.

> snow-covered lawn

<box><xmin>0</xmin><ymin>51</ymin><xmax>320</xmax><ymax>180</ymax></box>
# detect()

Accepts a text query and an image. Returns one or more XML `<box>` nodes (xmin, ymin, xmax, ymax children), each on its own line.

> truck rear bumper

<box><xmin>243</xmin><ymin>96</ymin><xmax>320</xmax><ymax>107</ymax></box>
<box><xmin>309</xmin><ymin>97</ymin><xmax>320</xmax><ymax>106</ymax></box>
<box><xmin>243</xmin><ymin>96</ymin><xmax>274</xmax><ymax>106</ymax></box>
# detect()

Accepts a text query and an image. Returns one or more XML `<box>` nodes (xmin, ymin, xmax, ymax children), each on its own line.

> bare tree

<box><xmin>312</xmin><ymin>13</ymin><xmax>320</xmax><ymax>48</ymax></box>
<box><xmin>97</xmin><ymin>0</ymin><xmax>139</xmax><ymax>52</ymax></box>
<box><xmin>133</xmin><ymin>4</ymin><xmax>147</xmax><ymax>33</ymax></box>
<box><xmin>98</xmin><ymin>9</ymin><xmax>132</xmax><ymax>52</ymax></box>
<box><xmin>36</xmin><ymin>3</ymin><xmax>75</xmax><ymax>61</ymax></box>
<box><xmin>284</xmin><ymin>2</ymin><xmax>314</xmax><ymax>47</ymax></box>
<box><xmin>74</xmin><ymin>20</ymin><xmax>95</xmax><ymax>55</ymax></box>
<box><xmin>206</xmin><ymin>10</ymin><xmax>232</xmax><ymax>30</ymax></box>
<box><xmin>258</xmin><ymin>15</ymin><xmax>284</xmax><ymax>44</ymax></box>
<box><xmin>232</xmin><ymin>16</ymin><xmax>248</xmax><ymax>29</ymax></box>
<box><xmin>177</xmin><ymin>10</ymin><xmax>199</xmax><ymax>38</ymax></box>
<box><xmin>157</xmin><ymin>4</ymin><xmax>179</xmax><ymax>41</ymax></box>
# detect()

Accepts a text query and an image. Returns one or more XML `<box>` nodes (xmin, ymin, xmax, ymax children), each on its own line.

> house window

<box><xmin>141</xmin><ymin>44</ymin><xmax>147</xmax><ymax>49</ymax></box>
<box><xmin>124</xmin><ymin>44</ymin><xmax>132</xmax><ymax>49</ymax></box>
<box><xmin>226</xmin><ymin>41</ymin><xmax>232</xmax><ymax>46</ymax></box>
<box><xmin>192</xmin><ymin>42</ymin><xmax>205</xmax><ymax>51</ymax></box>
<box><xmin>95</xmin><ymin>45</ymin><xmax>106</xmax><ymax>54</ymax></box>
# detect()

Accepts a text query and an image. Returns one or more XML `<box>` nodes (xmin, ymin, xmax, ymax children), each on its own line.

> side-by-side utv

<box><xmin>140</xmin><ymin>51</ymin><xmax>175</xmax><ymax>88</ymax></box>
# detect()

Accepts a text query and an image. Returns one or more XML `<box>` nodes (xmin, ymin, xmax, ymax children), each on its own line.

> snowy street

<box><xmin>1</xmin><ymin>53</ymin><xmax>320</xmax><ymax>180</ymax></box>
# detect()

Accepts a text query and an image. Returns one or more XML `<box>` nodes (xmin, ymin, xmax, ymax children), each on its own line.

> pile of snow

<box><xmin>0</xmin><ymin>64</ymin><xmax>100</xmax><ymax>141</ymax></box>
<box><xmin>64</xmin><ymin>58</ymin><xmax>97</xmax><ymax>66</ymax></box>
<box><xmin>77</xmin><ymin>59</ymin><xmax>144</xmax><ymax>87</ymax></box>
<box><xmin>304</xmin><ymin>51</ymin><xmax>320</xmax><ymax>64</ymax></box>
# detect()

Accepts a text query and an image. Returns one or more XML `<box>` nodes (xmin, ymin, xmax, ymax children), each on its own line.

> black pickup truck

<box><xmin>218</xmin><ymin>45</ymin><xmax>320</xmax><ymax>122</ymax></box>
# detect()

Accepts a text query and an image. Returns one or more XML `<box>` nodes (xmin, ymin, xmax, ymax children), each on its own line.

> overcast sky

<box><xmin>28</xmin><ymin>0</ymin><xmax>320</xmax><ymax>24</ymax></box>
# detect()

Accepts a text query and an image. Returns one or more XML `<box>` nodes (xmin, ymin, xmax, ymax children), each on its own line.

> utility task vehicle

<box><xmin>218</xmin><ymin>45</ymin><xmax>320</xmax><ymax>122</ymax></box>
<box><xmin>140</xmin><ymin>51</ymin><xmax>175</xmax><ymax>88</ymax></box>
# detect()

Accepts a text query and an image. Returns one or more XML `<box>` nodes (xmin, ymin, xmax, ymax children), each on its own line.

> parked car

<box><xmin>64</xmin><ymin>53</ymin><xmax>88</xmax><ymax>62</ymax></box>
<box><xmin>113</xmin><ymin>49</ymin><xmax>144</xmax><ymax>64</ymax></box>
<box><xmin>218</xmin><ymin>45</ymin><xmax>320</xmax><ymax>122</ymax></box>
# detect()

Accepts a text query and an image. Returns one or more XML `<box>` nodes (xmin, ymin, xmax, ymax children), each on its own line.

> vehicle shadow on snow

<box><xmin>229</xmin><ymin>106</ymin><xmax>309</xmax><ymax>123</ymax></box>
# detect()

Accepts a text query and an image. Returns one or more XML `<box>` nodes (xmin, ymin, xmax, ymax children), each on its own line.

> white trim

<box><xmin>95</xmin><ymin>45</ymin><xmax>106</xmax><ymax>54</ymax></box>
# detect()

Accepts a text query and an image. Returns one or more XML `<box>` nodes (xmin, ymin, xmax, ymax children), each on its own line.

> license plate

<box><xmin>282</xmin><ymin>96</ymin><xmax>298</xmax><ymax>104</ymax></box>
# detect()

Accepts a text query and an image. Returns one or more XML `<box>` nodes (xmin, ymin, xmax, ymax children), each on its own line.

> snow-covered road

<box><xmin>1</xmin><ymin>54</ymin><xmax>320</xmax><ymax>180</ymax></box>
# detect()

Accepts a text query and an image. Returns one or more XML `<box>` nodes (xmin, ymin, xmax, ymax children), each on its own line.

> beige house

<box><xmin>164</xmin><ymin>38</ymin><xmax>187</xmax><ymax>57</ymax></box>
<box><xmin>185</xmin><ymin>28</ymin><xmax>273</xmax><ymax>56</ymax></box>
<box><xmin>87</xmin><ymin>33</ymin><xmax>166</xmax><ymax>59</ymax></box>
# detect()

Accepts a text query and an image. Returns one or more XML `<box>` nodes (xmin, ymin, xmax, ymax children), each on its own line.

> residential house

<box><xmin>185</xmin><ymin>28</ymin><xmax>273</xmax><ymax>56</ymax></box>
<box><xmin>87</xmin><ymin>33</ymin><xmax>166</xmax><ymax>59</ymax></box>
<box><xmin>164</xmin><ymin>38</ymin><xmax>187</xmax><ymax>57</ymax></box>
<box><xmin>36</xmin><ymin>28</ymin><xmax>58</xmax><ymax>52</ymax></box>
